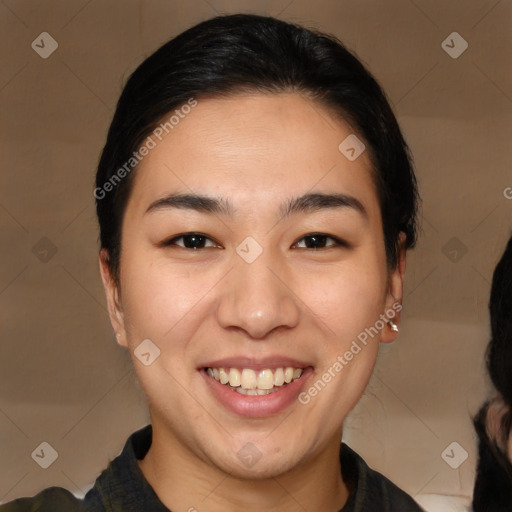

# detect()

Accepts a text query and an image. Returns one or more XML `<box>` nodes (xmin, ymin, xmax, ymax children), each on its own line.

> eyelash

<box><xmin>161</xmin><ymin>232</ymin><xmax>350</xmax><ymax>250</ymax></box>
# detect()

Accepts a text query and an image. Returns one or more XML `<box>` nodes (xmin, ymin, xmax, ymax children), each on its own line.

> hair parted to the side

<box><xmin>95</xmin><ymin>14</ymin><xmax>419</xmax><ymax>286</ymax></box>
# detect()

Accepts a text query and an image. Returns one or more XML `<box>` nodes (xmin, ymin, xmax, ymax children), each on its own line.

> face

<box><xmin>100</xmin><ymin>92</ymin><xmax>404</xmax><ymax>479</ymax></box>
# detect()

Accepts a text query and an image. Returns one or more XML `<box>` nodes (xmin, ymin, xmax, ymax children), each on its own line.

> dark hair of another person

<box><xmin>95</xmin><ymin>14</ymin><xmax>419</xmax><ymax>287</ymax></box>
<box><xmin>473</xmin><ymin>234</ymin><xmax>512</xmax><ymax>511</ymax></box>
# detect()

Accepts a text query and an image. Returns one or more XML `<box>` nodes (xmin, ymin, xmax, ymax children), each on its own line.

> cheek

<box><xmin>122</xmin><ymin>248</ymin><xmax>222</xmax><ymax>346</ymax></box>
<box><xmin>297</xmin><ymin>257</ymin><xmax>387</xmax><ymax>343</ymax></box>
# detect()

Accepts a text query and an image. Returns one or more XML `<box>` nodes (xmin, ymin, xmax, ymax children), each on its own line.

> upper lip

<box><xmin>199</xmin><ymin>356</ymin><xmax>312</xmax><ymax>371</ymax></box>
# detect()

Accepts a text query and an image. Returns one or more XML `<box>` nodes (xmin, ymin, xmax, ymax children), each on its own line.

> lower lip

<box><xmin>201</xmin><ymin>367</ymin><xmax>313</xmax><ymax>418</ymax></box>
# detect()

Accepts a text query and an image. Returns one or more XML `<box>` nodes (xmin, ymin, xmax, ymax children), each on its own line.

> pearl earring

<box><xmin>387</xmin><ymin>321</ymin><xmax>399</xmax><ymax>333</ymax></box>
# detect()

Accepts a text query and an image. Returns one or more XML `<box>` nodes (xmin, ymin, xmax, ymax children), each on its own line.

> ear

<box><xmin>380</xmin><ymin>232</ymin><xmax>406</xmax><ymax>344</ymax></box>
<box><xmin>99</xmin><ymin>248</ymin><xmax>127</xmax><ymax>347</ymax></box>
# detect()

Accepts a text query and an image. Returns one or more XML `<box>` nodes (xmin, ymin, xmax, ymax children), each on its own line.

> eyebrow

<box><xmin>145</xmin><ymin>192</ymin><xmax>368</xmax><ymax>220</ymax></box>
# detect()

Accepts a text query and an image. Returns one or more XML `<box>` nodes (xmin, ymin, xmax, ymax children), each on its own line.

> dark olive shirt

<box><xmin>0</xmin><ymin>424</ymin><xmax>424</xmax><ymax>511</ymax></box>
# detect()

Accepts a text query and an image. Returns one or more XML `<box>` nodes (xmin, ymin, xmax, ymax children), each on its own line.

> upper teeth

<box><xmin>207</xmin><ymin>367</ymin><xmax>303</xmax><ymax>390</ymax></box>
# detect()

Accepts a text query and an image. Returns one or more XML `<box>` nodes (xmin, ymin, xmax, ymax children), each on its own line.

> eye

<box><xmin>162</xmin><ymin>232</ymin><xmax>220</xmax><ymax>250</ymax></box>
<box><xmin>294</xmin><ymin>233</ymin><xmax>349</xmax><ymax>250</ymax></box>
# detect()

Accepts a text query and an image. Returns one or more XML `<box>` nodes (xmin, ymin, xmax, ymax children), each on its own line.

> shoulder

<box><xmin>0</xmin><ymin>425</ymin><xmax>154</xmax><ymax>512</ymax></box>
<box><xmin>340</xmin><ymin>443</ymin><xmax>425</xmax><ymax>511</ymax></box>
<box><xmin>362</xmin><ymin>464</ymin><xmax>425</xmax><ymax>510</ymax></box>
<box><xmin>0</xmin><ymin>487</ymin><xmax>96</xmax><ymax>512</ymax></box>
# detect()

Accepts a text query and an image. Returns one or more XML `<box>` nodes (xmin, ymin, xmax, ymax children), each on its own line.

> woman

<box><xmin>473</xmin><ymin>235</ymin><xmax>512</xmax><ymax>511</ymax></box>
<box><xmin>1</xmin><ymin>14</ymin><xmax>423</xmax><ymax>511</ymax></box>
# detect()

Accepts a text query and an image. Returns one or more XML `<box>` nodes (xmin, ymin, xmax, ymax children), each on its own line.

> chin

<box><xmin>212</xmin><ymin>451</ymin><xmax>300</xmax><ymax>481</ymax></box>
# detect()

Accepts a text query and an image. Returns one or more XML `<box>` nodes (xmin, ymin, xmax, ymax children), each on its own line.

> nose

<box><xmin>216</xmin><ymin>250</ymin><xmax>300</xmax><ymax>339</ymax></box>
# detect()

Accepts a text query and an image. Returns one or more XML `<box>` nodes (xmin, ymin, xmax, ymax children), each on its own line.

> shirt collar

<box><xmin>91</xmin><ymin>424</ymin><xmax>366</xmax><ymax>511</ymax></box>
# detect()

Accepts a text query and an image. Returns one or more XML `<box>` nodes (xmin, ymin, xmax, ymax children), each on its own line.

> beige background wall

<box><xmin>1</xmin><ymin>0</ymin><xmax>511</xmax><ymax>508</ymax></box>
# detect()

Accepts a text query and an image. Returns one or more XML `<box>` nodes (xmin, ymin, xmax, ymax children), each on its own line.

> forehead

<box><xmin>126</xmin><ymin>92</ymin><xmax>379</xmax><ymax>217</ymax></box>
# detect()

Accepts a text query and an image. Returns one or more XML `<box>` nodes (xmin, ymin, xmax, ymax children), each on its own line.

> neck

<box><xmin>138</xmin><ymin>418</ymin><xmax>351</xmax><ymax>512</ymax></box>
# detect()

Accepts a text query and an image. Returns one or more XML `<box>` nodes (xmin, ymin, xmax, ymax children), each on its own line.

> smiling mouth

<box><xmin>205</xmin><ymin>366</ymin><xmax>305</xmax><ymax>395</ymax></box>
